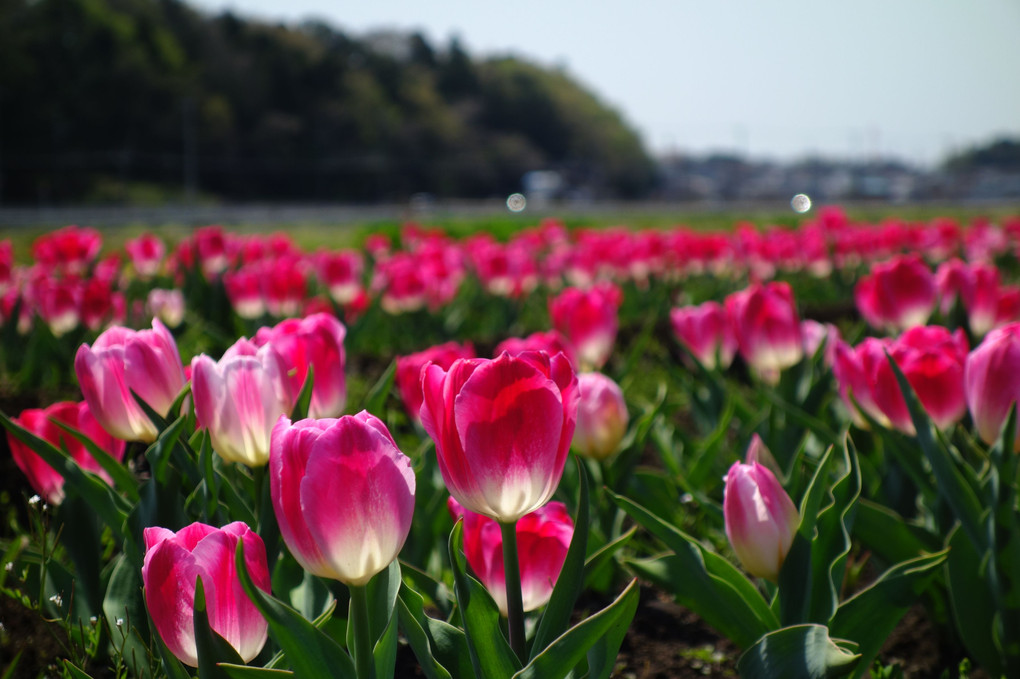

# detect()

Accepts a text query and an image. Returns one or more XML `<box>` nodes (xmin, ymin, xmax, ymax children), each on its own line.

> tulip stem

<box><xmin>350</xmin><ymin>584</ymin><xmax>374</xmax><ymax>679</ymax></box>
<box><xmin>500</xmin><ymin>520</ymin><xmax>527</xmax><ymax>663</ymax></box>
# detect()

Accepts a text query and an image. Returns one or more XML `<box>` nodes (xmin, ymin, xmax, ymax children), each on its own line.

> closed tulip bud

<box><xmin>448</xmin><ymin>497</ymin><xmax>573</xmax><ymax>616</ymax></box>
<box><xmin>191</xmin><ymin>338</ymin><xmax>294</xmax><ymax>467</ymax></box>
<box><xmin>8</xmin><ymin>401</ymin><xmax>126</xmax><ymax>505</ymax></box>
<box><xmin>669</xmin><ymin>301</ymin><xmax>737</xmax><ymax>370</ymax></box>
<box><xmin>548</xmin><ymin>283</ymin><xmax>622</xmax><ymax>370</ymax></box>
<box><xmin>270</xmin><ymin>412</ymin><xmax>415</xmax><ymax>585</ymax></box>
<box><xmin>572</xmin><ymin>372</ymin><xmax>628</xmax><ymax>460</ymax></box>
<box><xmin>395</xmin><ymin>341</ymin><xmax>475</xmax><ymax>424</ymax></box>
<box><xmin>725</xmin><ymin>282</ymin><xmax>803</xmax><ymax>383</ymax></box>
<box><xmin>254</xmin><ymin>313</ymin><xmax>348</xmax><ymax>419</ymax></box>
<box><xmin>723</xmin><ymin>436</ymin><xmax>800</xmax><ymax>582</ymax></box>
<box><xmin>855</xmin><ymin>254</ymin><xmax>936</xmax><ymax>333</ymax></box>
<box><xmin>965</xmin><ymin>322</ymin><xmax>1020</xmax><ymax>450</ymax></box>
<box><xmin>142</xmin><ymin>521</ymin><xmax>270</xmax><ymax>667</ymax></box>
<box><xmin>420</xmin><ymin>351</ymin><xmax>578</xmax><ymax>524</ymax></box>
<box><xmin>75</xmin><ymin>319</ymin><xmax>186</xmax><ymax>443</ymax></box>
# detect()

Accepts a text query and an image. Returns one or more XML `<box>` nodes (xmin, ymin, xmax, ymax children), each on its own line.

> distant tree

<box><xmin>944</xmin><ymin>138</ymin><xmax>1020</xmax><ymax>172</ymax></box>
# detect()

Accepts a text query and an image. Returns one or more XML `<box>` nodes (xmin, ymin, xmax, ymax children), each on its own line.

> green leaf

<box><xmin>610</xmin><ymin>490</ymin><xmax>777</xmax><ymax>649</ymax></box>
<box><xmin>830</xmin><ymin>550</ymin><xmax>947</xmax><ymax>679</ymax></box>
<box><xmin>363</xmin><ymin>360</ymin><xmax>397</xmax><ymax>416</ymax></box>
<box><xmin>531</xmin><ymin>460</ymin><xmax>590</xmax><ymax>658</ymax></box>
<box><xmin>195</xmin><ymin>576</ymin><xmax>246</xmax><ymax>679</ymax></box>
<box><xmin>397</xmin><ymin>583</ymin><xmax>470</xmax><ymax>679</ymax></box>
<box><xmin>513</xmin><ymin>578</ymin><xmax>639</xmax><ymax>679</ymax></box>
<box><xmin>583</xmin><ymin>526</ymin><xmax>637</xmax><ymax>589</ymax></box>
<box><xmin>289</xmin><ymin>365</ymin><xmax>315</xmax><ymax>421</ymax></box>
<box><xmin>736</xmin><ymin>624</ymin><xmax>861</xmax><ymax>679</ymax></box>
<box><xmin>944</xmin><ymin>524</ymin><xmax>1005</xmax><ymax>677</ymax></box>
<box><xmin>51</xmin><ymin>419</ymin><xmax>139</xmax><ymax>501</ymax></box>
<box><xmin>103</xmin><ymin>553</ymin><xmax>154</xmax><ymax>679</ymax></box>
<box><xmin>852</xmin><ymin>500</ymin><xmax>941</xmax><ymax>565</ymax></box>
<box><xmin>61</xmin><ymin>660</ymin><xmax>96</xmax><ymax>679</ymax></box>
<box><xmin>219</xmin><ymin>666</ymin><xmax>294</xmax><ymax>679</ymax></box>
<box><xmin>448</xmin><ymin>521</ymin><xmax>522</xmax><ymax>679</ymax></box>
<box><xmin>234</xmin><ymin>540</ymin><xmax>356</xmax><ymax>679</ymax></box>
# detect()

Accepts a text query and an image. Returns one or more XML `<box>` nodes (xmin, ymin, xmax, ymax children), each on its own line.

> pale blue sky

<box><xmin>186</xmin><ymin>0</ymin><xmax>1020</xmax><ymax>167</ymax></box>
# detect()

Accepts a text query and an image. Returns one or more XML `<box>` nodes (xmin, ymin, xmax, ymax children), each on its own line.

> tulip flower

<box><xmin>572</xmin><ymin>372</ymin><xmax>629</xmax><ymax>460</ymax></box>
<box><xmin>965</xmin><ymin>322</ymin><xmax>1020</xmax><ymax>449</ymax></box>
<box><xmin>833</xmin><ymin>338</ymin><xmax>892</xmax><ymax>429</ymax></box>
<box><xmin>270</xmin><ymin>413</ymin><xmax>415</xmax><ymax>585</ymax></box>
<box><xmin>419</xmin><ymin>351</ymin><xmax>578</xmax><ymax>524</ymax></box>
<box><xmin>191</xmin><ymin>338</ymin><xmax>294</xmax><ymax>467</ymax></box>
<box><xmin>125</xmin><ymin>233</ymin><xmax>166</xmax><ymax>278</ymax></box>
<box><xmin>725</xmin><ymin>282</ymin><xmax>803</xmax><ymax>382</ymax></box>
<box><xmin>316</xmin><ymin>249</ymin><xmax>365</xmax><ymax>305</ymax></box>
<box><xmin>75</xmin><ymin>319</ymin><xmax>187</xmax><ymax>443</ymax></box>
<box><xmin>7</xmin><ymin>401</ymin><xmax>126</xmax><ymax>505</ymax></box>
<box><xmin>448</xmin><ymin>497</ymin><xmax>573</xmax><ymax>615</ymax></box>
<box><xmin>394</xmin><ymin>341</ymin><xmax>475</xmax><ymax>424</ymax></box>
<box><xmin>494</xmin><ymin>330</ymin><xmax>578</xmax><ymax>372</ymax></box>
<box><xmin>723</xmin><ymin>436</ymin><xmax>800</xmax><ymax>581</ymax></box>
<box><xmin>142</xmin><ymin>521</ymin><xmax>270</xmax><ymax>667</ymax></box>
<box><xmin>855</xmin><ymin>254</ymin><xmax>936</xmax><ymax>333</ymax></box>
<box><xmin>254</xmin><ymin>313</ymin><xmax>348</xmax><ymax>419</ymax></box>
<box><xmin>548</xmin><ymin>282</ymin><xmax>622</xmax><ymax>370</ymax></box>
<box><xmin>669</xmin><ymin>301</ymin><xmax>737</xmax><ymax>370</ymax></box>
<box><xmin>147</xmin><ymin>288</ymin><xmax>185</xmax><ymax>328</ymax></box>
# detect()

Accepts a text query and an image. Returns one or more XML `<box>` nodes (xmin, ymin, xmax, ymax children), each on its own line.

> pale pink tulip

<box><xmin>572</xmin><ymin>372</ymin><xmax>628</xmax><ymax>460</ymax></box>
<box><xmin>965</xmin><ymin>322</ymin><xmax>1020</xmax><ymax>449</ymax></box>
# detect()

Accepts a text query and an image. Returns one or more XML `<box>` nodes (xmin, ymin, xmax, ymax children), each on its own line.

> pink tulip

<box><xmin>833</xmin><ymin>338</ymin><xmax>892</xmax><ymax>429</ymax></box>
<box><xmin>147</xmin><ymin>288</ymin><xmax>186</xmax><ymax>328</ymax></box>
<box><xmin>223</xmin><ymin>268</ymin><xmax>266</xmax><ymax>319</ymax></box>
<box><xmin>669</xmin><ymin>301</ymin><xmax>737</xmax><ymax>370</ymax></box>
<box><xmin>800</xmin><ymin>319</ymin><xmax>840</xmax><ymax>368</ymax></box>
<box><xmin>448</xmin><ymin>497</ymin><xmax>573</xmax><ymax>615</ymax></box>
<box><xmin>723</xmin><ymin>435</ymin><xmax>800</xmax><ymax>581</ymax></box>
<box><xmin>142</xmin><ymin>521</ymin><xmax>270</xmax><ymax>667</ymax></box>
<box><xmin>394</xmin><ymin>341</ymin><xmax>475</xmax><ymax>424</ymax></box>
<box><xmin>965</xmin><ymin>322</ymin><xmax>1020</xmax><ymax>449</ymax></box>
<box><xmin>420</xmin><ymin>351</ymin><xmax>578</xmax><ymax>523</ymax></box>
<box><xmin>254</xmin><ymin>313</ymin><xmax>347</xmax><ymax>419</ymax></box>
<box><xmin>7</xmin><ymin>401</ymin><xmax>126</xmax><ymax>505</ymax></box>
<box><xmin>75</xmin><ymin>320</ymin><xmax>187</xmax><ymax>443</ymax></box>
<box><xmin>270</xmin><ymin>413</ymin><xmax>415</xmax><ymax>585</ymax></box>
<box><xmin>316</xmin><ymin>249</ymin><xmax>364</xmax><ymax>305</ymax></box>
<box><xmin>263</xmin><ymin>256</ymin><xmax>306</xmax><ymax>318</ymax></box>
<box><xmin>572</xmin><ymin>372</ymin><xmax>629</xmax><ymax>460</ymax></box>
<box><xmin>31</xmin><ymin>225</ymin><xmax>102</xmax><ymax>276</ymax></box>
<box><xmin>191</xmin><ymin>338</ymin><xmax>294</xmax><ymax>466</ymax></box>
<box><xmin>855</xmin><ymin>254</ymin><xmax>936</xmax><ymax>333</ymax></box>
<box><xmin>494</xmin><ymin>330</ymin><xmax>578</xmax><ymax>372</ymax></box>
<box><xmin>125</xmin><ymin>234</ymin><xmax>166</xmax><ymax>278</ymax></box>
<box><xmin>548</xmin><ymin>283</ymin><xmax>622</xmax><ymax>370</ymax></box>
<box><xmin>724</xmin><ymin>282</ymin><xmax>803</xmax><ymax>382</ymax></box>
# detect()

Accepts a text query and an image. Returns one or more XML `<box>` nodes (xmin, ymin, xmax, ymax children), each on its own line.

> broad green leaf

<box><xmin>513</xmin><ymin>578</ymin><xmax>639</xmax><ymax>679</ymax></box>
<box><xmin>52</xmin><ymin>420</ymin><xmax>139</xmax><ymax>501</ymax></box>
<box><xmin>289</xmin><ymin>366</ymin><xmax>315</xmax><ymax>421</ymax></box>
<box><xmin>219</xmin><ymin>666</ymin><xmax>294</xmax><ymax>679</ymax></box>
<box><xmin>194</xmin><ymin>577</ymin><xmax>245</xmax><ymax>679</ymax></box>
<box><xmin>531</xmin><ymin>460</ymin><xmax>590</xmax><ymax>658</ymax></box>
<box><xmin>852</xmin><ymin>500</ymin><xmax>941</xmax><ymax>565</ymax></box>
<box><xmin>610</xmin><ymin>491</ymin><xmax>777</xmax><ymax>648</ymax></box>
<box><xmin>448</xmin><ymin>521</ymin><xmax>522</xmax><ymax>679</ymax></box>
<box><xmin>103</xmin><ymin>553</ymin><xmax>154</xmax><ymax>679</ymax></box>
<box><xmin>397</xmin><ymin>583</ymin><xmax>471</xmax><ymax>679</ymax></box>
<box><xmin>364</xmin><ymin>360</ymin><xmax>397</xmax><ymax>416</ymax></box>
<box><xmin>234</xmin><ymin>540</ymin><xmax>355</xmax><ymax>679</ymax></box>
<box><xmin>737</xmin><ymin>624</ymin><xmax>860</xmax><ymax>679</ymax></box>
<box><xmin>830</xmin><ymin>550</ymin><xmax>947</xmax><ymax>679</ymax></box>
<box><xmin>944</xmin><ymin>525</ymin><xmax>1005</xmax><ymax>677</ymax></box>
<box><xmin>583</xmin><ymin>526</ymin><xmax>637</xmax><ymax>589</ymax></box>
<box><xmin>61</xmin><ymin>660</ymin><xmax>96</xmax><ymax>679</ymax></box>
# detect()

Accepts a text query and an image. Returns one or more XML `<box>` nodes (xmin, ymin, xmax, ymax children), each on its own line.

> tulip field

<box><xmin>3</xmin><ymin>207</ymin><xmax>1020</xmax><ymax>678</ymax></box>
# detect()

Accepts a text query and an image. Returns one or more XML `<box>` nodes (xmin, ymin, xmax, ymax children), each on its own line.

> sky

<box><xmin>185</xmin><ymin>0</ymin><xmax>1020</xmax><ymax>167</ymax></box>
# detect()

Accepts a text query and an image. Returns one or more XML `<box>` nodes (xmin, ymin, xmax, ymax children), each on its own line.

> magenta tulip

<box><xmin>254</xmin><ymin>313</ymin><xmax>348</xmax><ymax>419</ymax></box>
<box><xmin>855</xmin><ymin>254</ymin><xmax>936</xmax><ymax>333</ymax></box>
<box><xmin>725</xmin><ymin>282</ymin><xmax>803</xmax><ymax>382</ymax></box>
<box><xmin>270</xmin><ymin>412</ymin><xmax>415</xmax><ymax>585</ymax></box>
<box><xmin>494</xmin><ymin>330</ymin><xmax>579</xmax><ymax>372</ymax></box>
<box><xmin>7</xmin><ymin>401</ymin><xmax>126</xmax><ymax>505</ymax></box>
<box><xmin>548</xmin><ymin>283</ymin><xmax>622</xmax><ymax>370</ymax></box>
<box><xmin>142</xmin><ymin>521</ymin><xmax>270</xmax><ymax>667</ymax></box>
<box><xmin>723</xmin><ymin>436</ymin><xmax>800</xmax><ymax>581</ymax></box>
<box><xmin>572</xmin><ymin>372</ymin><xmax>629</xmax><ymax>460</ymax></box>
<box><xmin>833</xmin><ymin>338</ymin><xmax>891</xmax><ymax>429</ymax></box>
<box><xmin>669</xmin><ymin>301</ymin><xmax>737</xmax><ymax>370</ymax></box>
<box><xmin>394</xmin><ymin>341</ymin><xmax>475</xmax><ymax>424</ymax></box>
<box><xmin>191</xmin><ymin>338</ymin><xmax>294</xmax><ymax>466</ymax></box>
<box><xmin>448</xmin><ymin>497</ymin><xmax>573</xmax><ymax>615</ymax></box>
<box><xmin>966</xmin><ymin>322</ymin><xmax>1020</xmax><ymax>449</ymax></box>
<box><xmin>420</xmin><ymin>351</ymin><xmax>578</xmax><ymax>523</ymax></box>
<box><xmin>75</xmin><ymin>319</ymin><xmax>187</xmax><ymax>443</ymax></box>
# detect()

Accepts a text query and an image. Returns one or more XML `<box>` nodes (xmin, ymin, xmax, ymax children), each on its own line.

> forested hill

<box><xmin>0</xmin><ymin>0</ymin><xmax>657</xmax><ymax>204</ymax></box>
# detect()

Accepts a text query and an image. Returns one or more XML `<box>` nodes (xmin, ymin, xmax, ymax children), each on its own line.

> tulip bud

<box><xmin>855</xmin><ymin>254</ymin><xmax>936</xmax><ymax>333</ymax></box>
<box><xmin>270</xmin><ymin>412</ymin><xmax>415</xmax><ymax>585</ymax></box>
<box><xmin>669</xmin><ymin>301</ymin><xmax>737</xmax><ymax>370</ymax></box>
<box><xmin>142</xmin><ymin>521</ymin><xmax>270</xmax><ymax>667</ymax></box>
<box><xmin>548</xmin><ymin>283</ymin><xmax>622</xmax><ymax>370</ymax></box>
<box><xmin>965</xmin><ymin>322</ymin><xmax>1020</xmax><ymax>450</ymax></box>
<box><xmin>572</xmin><ymin>372</ymin><xmax>628</xmax><ymax>460</ymax></box>
<box><xmin>723</xmin><ymin>436</ymin><xmax>800</xmax><ymax>581</ymax></box>
<box><xmin>420</xmin><ymin>351</ymin><xmax>578</xmax><ymax>523</ymax></box>
<box><xmin>725</xmin><ymin>282</ymin><xmax>803</xmax><ymax>383</ymax></box>
<box><xmin>75</xmin><ymin>319</ymin><xmax>186</xmax><ymax>443</ymax></box>
<box><xmin>448</xmin><ymin>497</ymin><xmax>573</xmax><ymax>616</ymax></box>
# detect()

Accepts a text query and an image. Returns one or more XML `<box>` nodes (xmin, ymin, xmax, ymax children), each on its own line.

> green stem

<box><xmin>500</xmin><ymin>520</ymin><xmax>526</xmax><ymax>663</ymax></box>
<box><xmin>252</xmin><ymin>464</ymin><xmax>266</xmax><ymax>523</ymax></box>
<box><xmin>350</xmin><ymin>584</ymin><xmax>374</xmax><ymax>679</ymax></box>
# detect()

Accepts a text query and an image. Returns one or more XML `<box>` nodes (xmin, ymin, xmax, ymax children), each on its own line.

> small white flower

<box><xmin>28</xmin><ymin>495</ymin><xmax>41</xmax><ymax>506</ymax></box>
<box><xmin>116</xmin><ymin>617</ymin><xmax>124</xmax><ymax>627</ymax></box>
<box><xmin>49</xmin><ymin>594</ymin><xmax>63</xmax><ymax>607</ymax></box>
<box><xmin>4</xmin><ymin>562</ymin><xmax>12</xmax><ymax>572</ymax></box>
<box><xmin>90</xmin><ymin>616</ymin><xmax>98</xmax><ymax>625</ymax></box>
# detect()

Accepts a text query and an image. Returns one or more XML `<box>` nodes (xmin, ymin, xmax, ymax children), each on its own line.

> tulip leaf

<box><xmin>830</xmin><ymin>549</ymin><xmax>948</xmax><ymax>679</ymax></box>
<box><xmin>610</xmin><ymin>491</ymin><xmax>778</xmax><ymax>649</ymax></box>
<box><xmin>397</xmin><ymin>582</ymin><xmax>472</xmax><ymax>679</ymax></box>
<box><xmin>0</xmin><ymin>411</ymin><xmax>130</xmax><ymax>539</ymax></box>
<box><xmin>852</xmin><ymin>500</ymin><xmax>941</xmax><ymax>565</ymax></box>
<box><xmin>736</xmin><ymin>624</ymin><xmax>860</xmax><ymax>679</ymax></box>
<box><xmin>103</xmin><ymin>553</ymin><xmax>154</xmax><ymax>679</ymax></box>
<box><xmin>448</xmin><ymin>521</ymin><xmax>522</xmax><ymax>679</ymax></box>
<box><xmin>513</xmin><ymin>578</ymin><xmax>639</xmax><ymax>679</ymax></box>
<box><xmin>531</xmin><ymin>459</ymin><xmax>590</xmax><ymax>658</ymax></box>
<box><xmin>289</xmin><ymin>365</ymin><xmax>315</xmax><ymax>421</ymax></box>
<box><xmin>886</xmin><ymin>355</ymin><xmax>985</xmax><ymax>549</ymax></box>
<box><xmin>583</xmin><ymin>526</ymin><xmax>637</xmax><ymax>590</ymax></box>
<box><xmin>194</xmin><ymin>576</ymin><xmax>246</xmax><ymax>679</ymax></box>
<box><xmin>373</xmin><ymin>601</ymin><xmax>399</xmax><ymax>679</ymax></box>
<box><xmin>61</xmin><ymin>661</ymin><xmax>96</xmax><ymax>679</ymax></box>
<box><xmin>234</xmin><ymin>540</ymin><xmax>356</xmax><ymax>679</ymax></box>
<box><xmin>152</xmin><ymin>631</ymin><xmax>191</xmax><ymax>679</ymax></box>
<box><xmin>51</xmin><ymin>420</ymin><xmax>139</xmax><ymax>502</ymax></box>
<box><xmin>363</xmin><ymin>359</ymin><xmax>397</xmax><ymax>416</ymax></box>
<box><xmin>944</xmin><ymin>524</ymin><xmax>1005</xmax><ymax>678</ymax></box>
<box><xmin>219</xmin><ymin>666</ymin><xmax>294</xmax><ymax>679</ymax></box>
